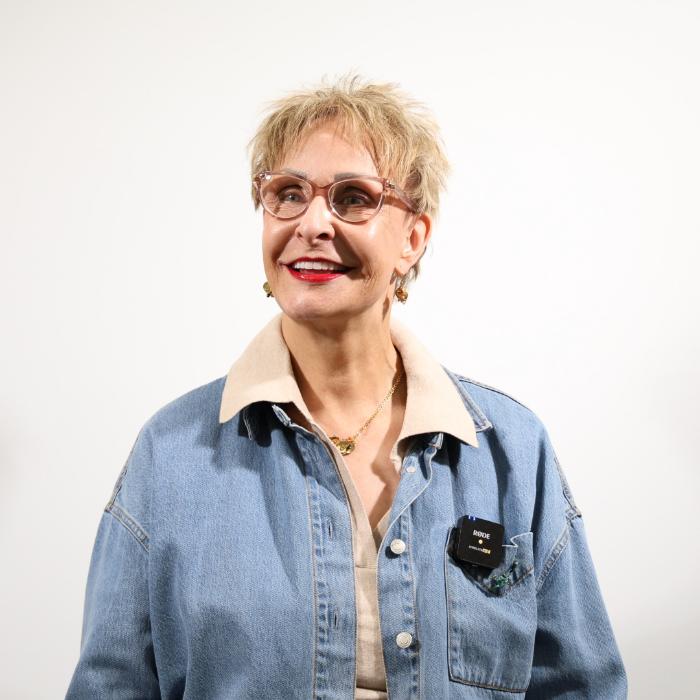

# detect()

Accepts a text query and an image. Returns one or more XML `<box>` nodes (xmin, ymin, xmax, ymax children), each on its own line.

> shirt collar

<box><xmin>219</xmin><ymin>312</ymin><xmax>479</xmax><ymax>448</ymax></box>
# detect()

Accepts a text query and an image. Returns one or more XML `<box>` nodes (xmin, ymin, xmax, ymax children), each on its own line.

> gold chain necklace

<box><xmin>326</xmin><ymin>368</ymin><xmax>404</xmax><ymax>456</ymax></box>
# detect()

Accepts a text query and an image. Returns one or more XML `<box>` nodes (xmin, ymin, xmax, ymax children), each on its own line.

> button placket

<box><xmin>378</xmin><ymin>436</ymin><xmax>437</xmax><ymax>699</ymax></box>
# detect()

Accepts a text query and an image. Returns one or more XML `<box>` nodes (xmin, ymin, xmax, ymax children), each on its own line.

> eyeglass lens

<box><xmin>259</xmin><ymin>174</ymin><xmax>384</xmax><ymax>222</ymax></box>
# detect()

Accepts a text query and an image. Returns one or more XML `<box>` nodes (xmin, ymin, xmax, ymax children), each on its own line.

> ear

<box><xmin>395</xmin><ymin>212</ymin><xmax>432</xmax><ymax>276</ymax></box>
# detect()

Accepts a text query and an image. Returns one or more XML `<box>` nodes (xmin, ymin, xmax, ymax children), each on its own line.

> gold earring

<box><xmin>263</xmin><ymin>281</ymin><xmax>273</xmax><ymax>297</ymax></box>
<box><xmin>394</xmin><ymin>278</ymin><xmax>408</xmax><ymax>303</ymax></box>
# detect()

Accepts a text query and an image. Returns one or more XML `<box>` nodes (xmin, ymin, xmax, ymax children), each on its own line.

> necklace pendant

<box><xmin>330</xmin><ymin>436</ymin><xmax>355</xmax><ymax>455</ymax></box>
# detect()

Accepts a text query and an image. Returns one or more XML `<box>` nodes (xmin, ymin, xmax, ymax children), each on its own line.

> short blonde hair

<box><xmin>246</xmin><ymin>72</ymin><xmax>451</xmax><ymax>291</ymax></box>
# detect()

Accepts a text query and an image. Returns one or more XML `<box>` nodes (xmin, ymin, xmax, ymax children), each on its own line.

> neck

<box><xmin>280</xmin><ymin>309</ymin><xmax>406</xmax><ymax>427</ymax></box>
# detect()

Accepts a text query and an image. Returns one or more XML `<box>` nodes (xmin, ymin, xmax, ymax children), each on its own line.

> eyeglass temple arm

<box><xmin>385</xmin><ymin>181</ymin><xmax>417</xmax><ymax>212</ymax></box>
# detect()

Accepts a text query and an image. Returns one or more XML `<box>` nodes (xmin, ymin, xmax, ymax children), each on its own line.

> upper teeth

<box><xmin>292</xmin><ymin>261</ymin><xmax>346</xmax><ymax>271</ymax></box>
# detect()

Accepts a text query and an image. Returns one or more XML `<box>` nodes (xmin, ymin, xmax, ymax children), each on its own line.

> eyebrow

<box><xmin>281</xmin><ymin>168</ymin><xmax>369</xmax><ymax>181</ymax></box>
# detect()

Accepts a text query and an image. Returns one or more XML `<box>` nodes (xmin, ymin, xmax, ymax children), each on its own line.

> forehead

<box><xmin>277</xmin><ymin>123</ymin><xmax>379</xmax><ymax>179</ymax></box>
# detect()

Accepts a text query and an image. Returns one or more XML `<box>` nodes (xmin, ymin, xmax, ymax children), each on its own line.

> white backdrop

<box><xmin>2</xmin><ymin>1</ymin><xmax>698</xmax><ymax>697</ymax></box>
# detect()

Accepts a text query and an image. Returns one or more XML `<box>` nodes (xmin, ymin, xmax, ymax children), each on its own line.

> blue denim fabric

<box><xmin>66</xmin><ymin>368</ymin><xmax>627</xmax><ymax>699</ymax></box>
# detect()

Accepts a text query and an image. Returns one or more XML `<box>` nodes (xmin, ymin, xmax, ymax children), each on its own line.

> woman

<box><xmin>66</xmin><ymin>75</ymin><xmax>627</xmax><ymax>699</ymax></box>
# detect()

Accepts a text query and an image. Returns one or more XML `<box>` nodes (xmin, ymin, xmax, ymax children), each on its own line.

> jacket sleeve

<box><xmin>525</xmin><ymin>426</ymin><xmax>628</xmax><ymax>699</ymax></box>
<box><xmin>65</xmin><ymin>423</ymin><xmax>161</xmax><ymax>699</ymax></box>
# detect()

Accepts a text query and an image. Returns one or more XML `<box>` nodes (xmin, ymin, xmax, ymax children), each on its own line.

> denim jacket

<box><xmin>66</xmin><ymin>318</ymin><xmax>627</xmax><ymax>699</ymax></box>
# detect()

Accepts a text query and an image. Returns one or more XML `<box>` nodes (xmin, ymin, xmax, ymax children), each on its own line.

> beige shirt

<box><xmin>218</xmin><ymin>312</ymin><xmax>479</xmax><ymax>698</ymax></box>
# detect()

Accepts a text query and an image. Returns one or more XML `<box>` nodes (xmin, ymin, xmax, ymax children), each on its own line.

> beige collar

<box><xmin>219</xmin><ymin>312</ymin><xmax>479</xmax><ymax>448</ymax></box>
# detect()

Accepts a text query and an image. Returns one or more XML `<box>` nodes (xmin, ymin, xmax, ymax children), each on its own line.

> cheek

<box><xmin>261</xmin><ymin>223</ymin><xmax>286</xmax><ymax>264</ymax></box>
<box><xmin>360</xmin><ymin>219</ymin><xmax>402</xmax><ymax>274</ymax></box>
<box><xmin>359</xmin><ymin>254</ymin><xmax>395</xmax><ymax>290</ymax></box>
<box><xmin>361</xmin><ymin>217</ymin><xmax>387</xmax><ymax>243</ymax></box>
<box><xmin>365</xmin><ymin>209</ymin><xmax>406</xmax><ymax>247</ymax></box>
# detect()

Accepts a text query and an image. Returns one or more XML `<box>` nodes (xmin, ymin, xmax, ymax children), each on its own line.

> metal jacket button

<box><xmin>396</xmin><ymin>631</ymin><xmax>413</xmax><ymax>648</ymax></box>
<box><xmin>389</xmin><ymin>538</ymin><xmax>406</xmax><ymax>555</ymax></box>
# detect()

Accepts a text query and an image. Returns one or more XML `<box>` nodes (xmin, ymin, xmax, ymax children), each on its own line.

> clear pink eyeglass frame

<box><xmin>253</xmin><ymin>170</ymin><xmax>417</xmax><ymax>223</ymax></box>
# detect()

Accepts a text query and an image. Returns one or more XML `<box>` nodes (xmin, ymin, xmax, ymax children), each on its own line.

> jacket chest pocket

<box><xmin>444</xmin><ymin>528</ymin><xmax>537</xmax><ymax>694</ymax></box>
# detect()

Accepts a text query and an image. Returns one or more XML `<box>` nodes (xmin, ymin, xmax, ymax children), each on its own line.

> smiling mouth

<box><xmin>283</xmin><ymin>262</ymin><xmax>354</xmax><ymax>272</ymax></box>
<box><xmin>284</xmin><ymin>264</ymin><xmax>353</xmax><ymax>281</ymax></box>
<box><xmin>286</xmin><ymin>266</ymin><xmax>352</xmax><ymax>272</ymax></box>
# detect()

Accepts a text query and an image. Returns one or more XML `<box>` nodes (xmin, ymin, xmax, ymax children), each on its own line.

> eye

<box><xmin>339</xmin><ymin>189</ymin><xmax>371</xmax><ymax>205</ymax></box>
<box><xmin>278</xmin><ymin>186</ymin><xmax>305</xmax><ymax>203</ymax></box>
<box><xmin>333</xmin><ymin>185</ymin><xmax>375</xmax><ymax>207</ymax></box>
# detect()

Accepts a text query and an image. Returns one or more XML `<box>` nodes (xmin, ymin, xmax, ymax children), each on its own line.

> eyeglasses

<box><xmin>253</xmin><ymin>170</ymin><xmax>416</xmax><ymax>223</ymax></box>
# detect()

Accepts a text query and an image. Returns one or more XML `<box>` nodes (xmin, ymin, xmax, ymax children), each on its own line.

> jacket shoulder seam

<box><xmin>551</xmin><ymin>448</ymin><xmax>583</xmax><ymax>517</ymax></box>
<box><xmin>105</xmin><ymin>447</ymin><xmax>137</xmax><ymax>511</ymax></box>
<box><xmin>105</xmin><ymin>501</ymin><xmax>150</xmax><ymax>553</ymax></box>
<box><xmin>535</xmin><ymin>510</ymin><xmax>582</xmax><ymax>594</ymax></box>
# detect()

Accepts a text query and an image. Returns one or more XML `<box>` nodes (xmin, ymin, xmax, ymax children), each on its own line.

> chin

<box><xmin>280</xmin><ymin>299</ymin><xmax>362</xmax><ymax>324</ymax></box>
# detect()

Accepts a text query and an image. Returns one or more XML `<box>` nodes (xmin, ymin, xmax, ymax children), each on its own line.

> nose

<box><xmin>295</xmin><ymin>192</ymin><xmax>335</xmax><ymax>240</ymax></box>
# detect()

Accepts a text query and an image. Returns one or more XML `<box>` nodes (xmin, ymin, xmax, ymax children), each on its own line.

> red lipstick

<box><xmin>284</xmin><ymin>256</ymin><xmax>352</xmax><ymax>283</ymax></box>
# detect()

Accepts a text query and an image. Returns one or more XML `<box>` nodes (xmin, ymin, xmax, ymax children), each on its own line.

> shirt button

<box><xmin>389</xmin><ymin>538</ymin><xmax>406</xmax><ymax>555</ymax></box>
<box><xmin>405</xmin><ymin>465</ymin><xmax>416</xmax><ymax>473</ymax></box>
<box><xmin>395</xmin><ymin>631</ymin><xmax>413</xmax><ymax>648</ymax></box>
